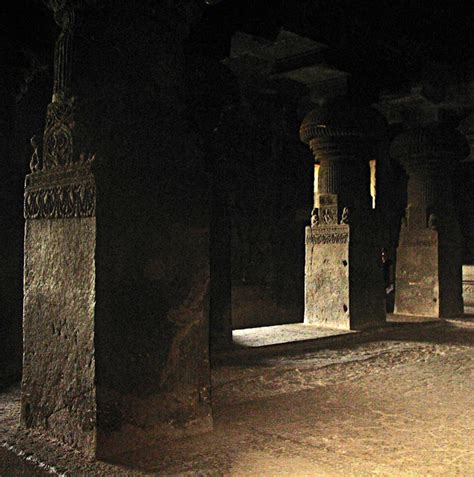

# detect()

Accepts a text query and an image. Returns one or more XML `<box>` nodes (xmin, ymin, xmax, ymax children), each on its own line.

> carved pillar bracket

<box><xmin>390</xmin><ymin>123</ymin><xmax>470</xmax><ymax>317</ymax></box>
<box><xmin>33</xmin><ymin>0</ymin><xmax>87</xmax><ymax>172</ymax></box>
<box><xmin>299</xmin><ymin>98</ymin><xmax>388</xmax><ymax>330</ymax></box>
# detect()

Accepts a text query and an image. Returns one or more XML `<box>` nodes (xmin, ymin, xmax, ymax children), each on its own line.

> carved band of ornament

<box><xmin>307</xmin><ymin>225</ymin><xmax>349</xmax><ymax>244</ymax></box>
<box><xmin>24</xmin><ymin>180</ymin><xmax>95</xmax><ymax>219</ymax></box>
<box><xmin>307</xmin><ymin>231</ymin><xmax>349</xmax><ymax>245</ymax></box>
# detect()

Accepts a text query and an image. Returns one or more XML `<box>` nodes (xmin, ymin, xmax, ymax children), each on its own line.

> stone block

<box><xmin>21</xmin><ymin>162</ymin><xmax>212</xmax><ymax>460</ymax></box>
<box><xmin>395</xmin><ymin>227</ymin><xmax>463</xmax><ymax>317</ymax></box>
<box><xmin>304</xmin><ymin>224</ymin><xmax>385</xmax><ymax>330</ymax></box>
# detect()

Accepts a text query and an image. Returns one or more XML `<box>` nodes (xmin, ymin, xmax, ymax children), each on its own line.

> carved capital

<box><xmin>390</xmin><ymin>124</ymin><xmax>470</xmax><ymax>175</ymax></box>
<box><xmin>299</xmin><ymin>97</ymin><xmax>388</xmax><ymax>159</ymax></box>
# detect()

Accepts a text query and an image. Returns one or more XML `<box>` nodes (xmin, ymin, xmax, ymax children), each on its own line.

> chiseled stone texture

<box><xmin>395</xmin><ymin>228</ymin><xmax>439</xmax><ymax>317</ymax></box>
<box><xmin>305</xmin><ymin>225</ymin><xmax>349</xmax><ymax>329</ymax></box>
<box><xmin>305</xmin><ymin>224</ymin><xmax>385</xmax><ymax>330</ymax></box>
<box><xmin>396</xmin><ymin>226</ymin><xmax>463</xmax><ymax>317</ymax></box>
<box><xmin>22</xmin><ymin>217</ymin><xmax>97</xmax><ymax>457</ymax></box>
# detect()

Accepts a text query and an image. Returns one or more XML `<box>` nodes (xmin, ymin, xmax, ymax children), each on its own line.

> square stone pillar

<box><xmin>21</xmin><ymin>0</ymin><xmax>213</xmax><ymax>460</ymax></box>
<box><xmin>305</xmin><ymin>221</ymin><xmax>385</xmax><ymax>330</ymax></box>
<box><xmin>395</xmin><ymin>225</ymin><xmax>440</xmax><ymax>316</ymax></box>
<box><xmin>463</xmin><ymin>265</ymin><xmax>474</xmax><ymax>314</ymax></box>
<box><xmin>22</xmin><ymin>161</ymin><xmax>213</xmax><ymax>460</ymax></box>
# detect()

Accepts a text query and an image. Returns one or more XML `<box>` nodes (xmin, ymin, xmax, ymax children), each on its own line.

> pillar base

<box><xmin>395</xmin><ymin>227</ymin><xmax>463</xmax><ymax>318</ymax></box>
<box><xmin>304</xmin><ymin>223</ymin><xmax>385</xmax><ymax>330</ymax></box>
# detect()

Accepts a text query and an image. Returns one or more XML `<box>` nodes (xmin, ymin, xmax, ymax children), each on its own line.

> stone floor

<box><xmin>1</xmin><ymin>319</ymin><xmax>473</xmax><ymax>476</ymax></box>
<box><xmin>231</xmin><ymin>314</ymin><xmax>439</xmax><ymax>349</ymax></box>
<box><xmin>232</xmin><ymin>323</ymin><xmax>355</xmax><ymax>347</ymax></box>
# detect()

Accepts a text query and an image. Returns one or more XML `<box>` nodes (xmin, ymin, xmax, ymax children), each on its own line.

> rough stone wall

<box><xmin>22</xmin><ymin>217</ymin><xmax>97</xmax><ymax>456</ymax></box>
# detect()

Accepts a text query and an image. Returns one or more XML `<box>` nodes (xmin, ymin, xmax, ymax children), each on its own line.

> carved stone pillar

<box><xmin>22</xmin><ymin>1</ymin><xmax>212</xmax><ymax>460</ymax></box>
<box><xmin>299</xmin><ymin>99</ymin><xmax>387</xmax><ymax>330</ymax></box>
<box><xmin>390</xmin><ymin>124</ymin><xmax>469</xmax><ymax>317</ymax></box>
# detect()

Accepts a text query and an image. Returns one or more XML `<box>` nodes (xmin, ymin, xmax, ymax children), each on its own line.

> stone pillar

<box><xmin>463</xmin><ymin>265</ymin><xmax>474</xmax><ymax>314</ymax></box>
<box><xmin>299</xmin><ymin>99</ymin><xmax>387</xmax><ymax>330</ymax></box>
<box><xmin>22</xmin><ymin>1</ymin><xmax>212</xmax><ymax>460</ymax></box>
<box><xmin>457</xmin><ymin>113</ymin><xmax>474</xmax><ymax>263</ymax></box>
<box><xmin>390</xmin><ymin>124</ymin><xmax>469</xmax><ymax>317</ymax></box>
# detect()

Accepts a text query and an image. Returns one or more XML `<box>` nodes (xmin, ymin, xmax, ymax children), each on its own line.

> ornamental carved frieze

<box><xmin>307</xmin><ymin>225</ymin><xmax>349</xmax><ymax>245</ymax></box>
<box><xmin>24</xmin><ymin>167</ymin><xmax>95</xmax><ymax>219</ymax></box>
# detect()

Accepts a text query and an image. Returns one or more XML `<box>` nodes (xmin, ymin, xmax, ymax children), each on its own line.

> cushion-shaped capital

<box><xmin>390</xmin><ymin>124</ymin><xmax>470</xmax><ymax>174</ymax></box>
<box><xmin>299</xmin><ymin>98</ymin><xmax>388</xmax><ymax>145</ymax></box>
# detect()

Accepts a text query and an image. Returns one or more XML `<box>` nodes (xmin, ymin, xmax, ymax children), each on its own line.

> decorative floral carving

<box><xmin>320</xmin><ymin>206</ymin><xmax>338</xmax><ymax>224</ymax></box>
<box><xmin>24</xmin><ymin>179</ymin><xmax>95</xmax><ymax>219</ymax></box>
<box><xmin>42</xmin><ymin>98</ymin><xmax>75</xmax><ymax>169</ymax></box>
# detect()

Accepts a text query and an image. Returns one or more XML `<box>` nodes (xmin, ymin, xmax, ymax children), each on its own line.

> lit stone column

<box><xmin>299</xmin><ymin>99</ymin><xmax>387</xmax><ymax>330</ymax></box>
<box><xmin>390</xmin><ymin>124</ymin><xmax>469</xmax><ymax>317</ymax></box>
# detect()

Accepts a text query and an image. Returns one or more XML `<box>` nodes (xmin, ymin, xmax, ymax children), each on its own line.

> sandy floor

<box><xmin>232</xmin><ymin>323</ymin><xmax>355</xmax><ymax>347</ymax></box>
<box><xmin>1</xmin><ymin>319</ymin><xmax>473</xmax><ymax>476</ymax></box>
